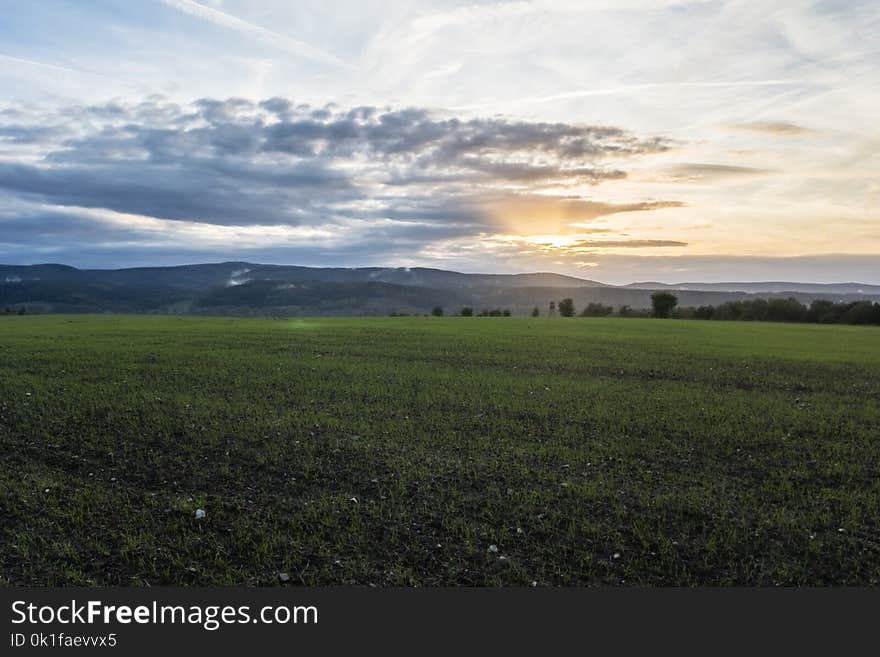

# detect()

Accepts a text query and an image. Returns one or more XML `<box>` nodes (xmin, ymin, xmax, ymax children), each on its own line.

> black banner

<box><xmin>1</xmin><ymin>588</ymin><xmax>875</xmax><ymax>654</ymax></box>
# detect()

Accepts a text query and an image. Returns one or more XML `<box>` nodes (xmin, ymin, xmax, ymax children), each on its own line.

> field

<box><xmin>1</xmin><ymin>315</ymin><xmax>879</xmax><ymax>586</ymax></box>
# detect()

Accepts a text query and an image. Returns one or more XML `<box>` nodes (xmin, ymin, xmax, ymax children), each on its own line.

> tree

<box><xmin>650</xmin><ymin>292</ymin><xmax>678</xmax><ymax>318</ymax></box>
<box><xmin>502</xmin><ymin>309</ymin><xmax>511</xmax><ymax>317</ymax></box>
<box><xmin>842</xmin><ymin>301</ymin><xmax>876</xmax><ymax>325</ymax></box>
<box><xmin>558</xmin><ymin>298</ymin><xmax>575</xmax><ymax>317</ymax></box>
<box><xmin>432</xmin><ymin>306</ymin><xmax>444</xmax><ymax>316</ymax></box>
<box><xmin>808</xmin><ymin>299</ymin><xmax>835</xmax><ymax>323</ymax></box>
<box><xmin>531</xmin><ymin>306</ymin><xmax>540</xmax><ymax>317</ymax></box>
<box><xmin>548</xmin><ymin>301</ymin><xmax>556</xmax><ymax>317</ymax></box>
<box><xmin>460</xmin><ymin>306</ymin><xmax>473</xmax><ymax>317</ymax></box>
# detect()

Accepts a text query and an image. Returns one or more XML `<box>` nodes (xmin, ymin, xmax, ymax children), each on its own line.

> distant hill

<box><xmin>2</xmin><ymin>262</ymin><xmax>879</xmax><ymax>316</ymax></box>
<box><xmin>0</xmin><ymin>263</ymin><xmax>606</xmax><ymax>290</ymax></box>
<box><xmin>625</xmin><ymin>281</ymin><xmax>880</xmax><ymax>295</ymax></box>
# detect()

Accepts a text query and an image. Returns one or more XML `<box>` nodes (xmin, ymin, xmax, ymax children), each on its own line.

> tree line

<box><xmin>537</xmin><ymin>293</ymin><xmax>880</xmax><ymax>325</ymax></box>
<box><xmin>675</xmin><ymin>296</ymin><xmax>880</xmax><ymax>325</ymax></box>
<box><xmin>417</xmin><ymin>294</ymin><xmax>880</xmax><ymax>324</ymax></box>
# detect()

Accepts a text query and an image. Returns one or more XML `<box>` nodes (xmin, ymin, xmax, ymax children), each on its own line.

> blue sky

<box><xmin>0</xmin><ymin>0</ymin><xmax>878</xmax><ymax>283</ymax></box>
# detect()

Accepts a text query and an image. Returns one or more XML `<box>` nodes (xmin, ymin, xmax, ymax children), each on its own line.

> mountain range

<box><xmin>2</xmin><ymin>262</ymin><xmax>879</xmax><ymax>316</ymax></box>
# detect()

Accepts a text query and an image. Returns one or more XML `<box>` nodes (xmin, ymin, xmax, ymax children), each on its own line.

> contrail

<box><xmin>159</xmin><ymin>0</ymin><xmax>344</xmax><ymax>66</ymax></box>
<box><xmin>453</xmin><ymin>79</ymin><xmax>806</xmax><ymax>111</ymax></box>
<box><xmin>0</xmin><ymin>53</ymin><xmax>119</xmax><ymax>81</ymax></box>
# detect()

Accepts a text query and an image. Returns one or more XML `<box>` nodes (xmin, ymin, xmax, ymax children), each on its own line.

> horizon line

<box><xmin>2</xmin><ymin>261</ymin><xmax>877</xmax><ymax>289</ymax></box>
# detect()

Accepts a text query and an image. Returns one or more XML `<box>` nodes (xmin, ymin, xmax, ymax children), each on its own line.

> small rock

<box><xmin>488</xmin><ymin>544</ymin><xmax>499</xmax><ymax>553</ymax></box>
<box><xmin>194</xmin><ymin>509</ymin><xmax>206</xmax><ymax>520</ymax></box>
<box><xmin>279</xmin><ymin>573</ymin><xmax>291</xmax><ymax>583</ymax></box>
<box><xmin>612</xmin><ymin>552</ymin><xmax>621</xmax><ymax>559</ymax></box>
<box><xmin>43</xmin><ymin>488</ymin><xmax>50</xmax><ymax>493</ymax></box>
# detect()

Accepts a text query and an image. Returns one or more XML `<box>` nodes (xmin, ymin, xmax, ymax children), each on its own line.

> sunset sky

<box><xmin>1</xmin><ymin>0</ymin><xmax>877</xmax><ymax>283</ymax></box>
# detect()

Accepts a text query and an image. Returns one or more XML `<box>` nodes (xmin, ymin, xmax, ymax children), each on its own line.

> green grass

<box><xmin>1</xmin><ymin>315</ymin><xmax>878</xmax><ymax>586</ymax></box>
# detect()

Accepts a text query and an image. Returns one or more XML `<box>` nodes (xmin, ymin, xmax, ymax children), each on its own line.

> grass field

<box><xmin>1</xmin><ymin>315</ymin><xmax>878</xmax><ymax>586</ymax></box>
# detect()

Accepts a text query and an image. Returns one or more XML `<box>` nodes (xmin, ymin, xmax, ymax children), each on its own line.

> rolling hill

<box><xmin>2</xmin><ymin>262</ymin><xmax>879</xmax><ymax>316</ymax></box>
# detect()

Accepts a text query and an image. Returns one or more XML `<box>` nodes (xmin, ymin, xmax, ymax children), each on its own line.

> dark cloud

<box><xmin>0</xmin><ymin>125</ymin><xmax>62</xmax><ymax>144</ymax></box>
<box><xmin>0</xmin><ymin>160</ymin><xmax>353</xmax><ymax>226</ymax></box>
<box><xmin>0</xmin><ymin>97</ymin><xmax>671</xmax><ymax>217</ymax></box>
<box><xmin>0</xmin><ymin>97</ymin><xmax>682</xmax><ymax>265</ymax></box>
<box><xmin>0</xmin><ymin>203</ymin><xmax>476</xmax><ymax>269</ymax></box>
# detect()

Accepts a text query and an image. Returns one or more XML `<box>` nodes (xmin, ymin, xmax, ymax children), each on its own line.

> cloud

<box><xmin>489</xmin><ymin>196</ymin><xmax>685</xmax><ymax>233</ymax></box>
<box><xmin>0</xmin><ymin>97</ymin><xmax>691</xmax><ymax>270</ymax></box>
<box><xmin>729</xmin><ymin>121</ymin><xmax>815</xmax><ymax>136</ymax></box>
<box><xmin>0</xmin><ymin>97</ymin><xmax>673</xmax><ymax>232</ymax></box>
<box><xmin>662</xmin><ymin>163</ymin><xmax>770</xmax><ymax>181</ymax></box>
<box><xmin>568</xmin><ymin>239</ymin><xmax>688</xmax><ymax>249</ymax></box>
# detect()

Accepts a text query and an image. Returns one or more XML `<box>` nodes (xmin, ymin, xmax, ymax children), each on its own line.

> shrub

<box><xmin>672</xmin><ymin>306</ymin><xmax>696</xmax><ymax>320</ymax></box>
<box><xmin>461</xmin><ymin>307</ymin><xmax>474</xmax><ymax>317</ymax></box>
<box><xmin>580</xmin><ymin>302</ymin><xmax>613</xmax><ymax>317</ymax></box>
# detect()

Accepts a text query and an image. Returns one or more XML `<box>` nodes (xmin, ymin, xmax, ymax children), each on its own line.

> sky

<box><xmin>0</xmin><ymin>0</ymin><xmax>877</xmax><ymax>284</ymax></box>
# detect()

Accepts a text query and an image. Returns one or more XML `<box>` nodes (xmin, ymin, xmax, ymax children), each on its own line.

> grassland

<box><xmin>1</xmin><ymin>315</ymin><xmax>878</xmax><ymax>586</ymax></box>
